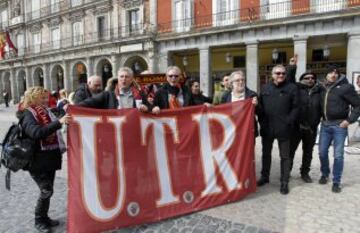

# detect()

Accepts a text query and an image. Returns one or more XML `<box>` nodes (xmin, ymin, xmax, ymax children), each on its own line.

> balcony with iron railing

<box><xmin>2</xmin><ymin>24</ymin><xmax>151</xmax><ymax>60</ymax></box>
<box><xmin>158</xmin><ymin>0</ymin><xmax>360</xmax><ymax>34</ymax></box>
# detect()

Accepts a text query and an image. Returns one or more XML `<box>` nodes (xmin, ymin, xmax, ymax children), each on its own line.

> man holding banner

<box><xmin>78</xmin><ymin>67</ymin><xmax>149</xmax><ymax>111</ymax></box>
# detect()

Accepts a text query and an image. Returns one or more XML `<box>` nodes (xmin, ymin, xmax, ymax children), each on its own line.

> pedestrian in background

<box><xmin>3</xmin><ymin>89</ymin><xmax>9</xmax><ymax>107</ymax></box>
<box><xmin>189</xmin><ymin>79</ymin><xmax>212</xmax><ymax>106</ymax></box>
<box><xmin>213</xmin><ymin>73</ymin><xmax>231</xmax><ymax>105</ymax></box>
<box><xmin>20</xmin><ymin>87</ymin><xmax>70</xmax><ymax>233</ymax></box>
<box><xmin>257</xmin><ymin>65</ymin><xmax>299</xmax><ymax>195</ymax></box>
<box><xmin>318</xmin><ymin>66</ymin><xmax>360</xmax><ymax>193</ymax></box>
<box><xmin>289</xmin><ymin>71</ymin><xmax>322</xmax><ymax>183</ymax></box>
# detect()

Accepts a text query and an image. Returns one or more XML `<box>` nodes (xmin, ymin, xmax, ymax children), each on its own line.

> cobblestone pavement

<box><xmin>1</xmin><ymin>105</ymin><xmax>360</xmax><ymax>233</ymax></box>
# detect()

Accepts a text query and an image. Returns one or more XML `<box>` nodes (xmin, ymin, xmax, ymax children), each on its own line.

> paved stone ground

<box><xmin>1</xmin><ymin>105</ymin><xmax>360</xmax><ymax>233</ymax></box>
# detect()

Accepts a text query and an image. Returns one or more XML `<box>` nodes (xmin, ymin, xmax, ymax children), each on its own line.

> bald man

<box><xmin>74</xmin><ymin>75</ymin><xmax>103</xmax><ymax>105</ymax></box>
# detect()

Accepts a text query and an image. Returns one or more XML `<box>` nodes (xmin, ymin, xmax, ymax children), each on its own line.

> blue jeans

<box><xmin>318</xmin><ymin>124</ymin><xmax>347</xmax><ymax>184</ymax></box>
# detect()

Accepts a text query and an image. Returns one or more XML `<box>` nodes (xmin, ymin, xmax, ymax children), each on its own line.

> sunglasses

<box><xmin>168</xmin><ymin>75</ymin><xmax>179</xmax><ymax>78</ymax></box>
<box><xmin>303</xmin><ymin>76</ymin><xmax>315</xmax><ymax>80</ymax></box>
<box><xmin>274</xmin><ymin>72</ymin><xmax>286</xmax><ymax>76</ymax></box>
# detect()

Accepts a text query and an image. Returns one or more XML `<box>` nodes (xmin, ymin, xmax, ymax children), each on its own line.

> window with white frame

<box><xmin>265</xmin><ymin>0</ymin><xmax>291</xmax><ymax>19</ymax></box>
<box><xmin>73</xmin><ymin>21</ymin><xmax>84</xmax><ymax>46</ymax></box>
<box><xmin>315</xmin><ymin>0</ymin><xmax>345</xmax><ymax>13</ymax></box>
<box><xmin>1</xmin><ymin>10</ymin><xmax>8</xmax><ymax>29</ymax></box>
<box><xmin>32</xmin><ymin>0</ymin><xmax>40</xmax><ymax>19</ymax></box>
<box><xmin>17</xmin><ymin>34</ymin><xmax>25</xmax><ymax>56</ymax></box>
<box><xmin>33</xmin><ymin>32</ymin><xmax>41</xmax><ymax>53</ymax></box>
<box><xmin>174</xmin><ymin>0</ymin><xmax>192</xmax><ymax>32</ymax></box>
<box><xmin>51</xmin><ymin>28</ymin><xmax>60</xmax><ymax>49</ymax></box>
<box><xmin>51</xmin><ymin>0</ymin><xmax>60</xmax><ymax>13</ymax></box>
<box><xmin>71</xmin><ymin>0</ymin><xmax>82</xmax><ymax>7</ymax></box>
<box><xmin>128</xmin><ymin>9</ymin><xmax>140</xmax><ymax>34</ymax></box>
<box><xmin>213</xmin><ymin>0</ymin><xmax>238</xmax><ymax>26</ymax></box>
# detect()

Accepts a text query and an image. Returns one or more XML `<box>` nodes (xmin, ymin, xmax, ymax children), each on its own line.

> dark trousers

<box><xmin>4</xmin><ymin>99</ymin><xmax>9</xmax><ymax>107</ymax></box>
<box><xmin>289</xmin><ymin>127</ymin><xmax>317</xmax><ymax>175</ymax></box>
<box><xmin>261</xmin><ymin>136</ymin><xmax>291</xmax><ymax>183</ymax></box>
<box><xmin>29</xmin><ymin>170</ymin><xmax>56</xmax><ymax>222</ymax></box>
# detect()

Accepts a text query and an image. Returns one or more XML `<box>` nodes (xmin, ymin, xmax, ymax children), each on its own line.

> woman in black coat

<box><xmin>21</xmin><ymin>87</ymin><xmax>70</xmax><ymax>233</ymax></box>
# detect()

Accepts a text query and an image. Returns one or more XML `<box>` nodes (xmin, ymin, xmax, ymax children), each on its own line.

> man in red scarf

<box><xmin>152</xmin><ymin>66</ymin><xmax>192</xmax><ymax>114</ymax></box>
<box><xmin>78</xmin><ymin>67</ymin><xmax>149</xmax><ymax>111</ymax></box>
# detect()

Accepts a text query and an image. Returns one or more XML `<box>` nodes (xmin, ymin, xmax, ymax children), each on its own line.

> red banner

<box><xmin>67</xmin><ymin>100</ymin><xmax>257</xmax><ymax>233</ymax></box>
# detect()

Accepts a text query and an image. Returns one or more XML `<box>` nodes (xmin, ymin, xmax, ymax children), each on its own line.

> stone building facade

<box><xmin>1</xmin><ymin>0</ymin><xmax>360</xmax><ymax>103</ymax></box>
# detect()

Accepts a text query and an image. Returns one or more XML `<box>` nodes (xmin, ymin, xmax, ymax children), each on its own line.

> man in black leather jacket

<box><xmin>289</xmin><ymin>72</ymin><xmax>322</xmax><ymax>183</ymax></box>
<box><xmin>257</xmin><ymin>65</ymin><xmax>299</xmax><ymax>195</ymax></box>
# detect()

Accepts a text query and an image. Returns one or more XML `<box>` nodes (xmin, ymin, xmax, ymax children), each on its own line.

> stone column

<box><xmin>294</xmin><ymin>36</ymin><xmax>308</xmax><ymax>80</ymax></box>
<box><xmin>199</xmin><ymin>47</ymin><xmax>212</xmax><ymax>97</ymax></box>
<box><xmin>111</xmin><ymin>53</ymin><xmax>119</xmax><ymax>77</ymax></box>
<box><xmin>347</xmin><ymin>32</ymin><xmax>360</xmax><ymax>84</ymax></box>
<box><xmin>158</xmin><ymin>51</ymin><xmax>170</xmax><ymax>74</ymax></box>
<box><xmin>43</xmin><ymin>64</ymin><xmax>51</xmax><ymax>90</ymax></box>
<box><xmin>25</xmin><ymin>66</ymin><xmax>32</xmax><ymax>88</ymax></box>
<box><xmin>149</xmin><ymin>0</ymin><xmax>157</xmax><ymax>31</ymax></box>
<box><xmin>63</xmin><ymin>61</ymin><xmax>72</xmax><ymax>92</ymax></box>
<box><xmin>10</xmin><ymin>69</ymin><xmax>19</xmax><ymax>104</ymax></box>
<box><xmin>87</xmin><ymin>57</ymin><xmax>94</xmax><ymax>77</ymax></box>
<box><xmin>246</xmin><ymin>41</ymin><xmax>259</xmax><ymax>92</ymax></box>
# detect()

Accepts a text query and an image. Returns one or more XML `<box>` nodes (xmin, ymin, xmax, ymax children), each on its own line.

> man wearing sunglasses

<box><xmin>152</xmin><ymin>66</ymin><xmax>192</xmax><ymax>114</ymax></box>
<box><xmin>289</xmin><ymin>72</ymin><xmax>322</xmax><ymax>183</ymax></box>
<box><xmin>257</xmin><ymin>65</ymin><xmax>299</xmax><ymax>195</ymax></box>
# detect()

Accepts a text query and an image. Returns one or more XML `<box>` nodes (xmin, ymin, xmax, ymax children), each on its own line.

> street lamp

<box><xmin>272</xmin><ymin>48</ymin><xmax>279</xmax><ymax>64</ymax></box>
<box><xmin>323</xmin><ymin>45</ymin><xmax>330</xmax><ymax>61</ymax></box>
<box><xmin>225</xmin><ymin>52</ymin><xmax>232</xmax><ymax>63</ymax></box>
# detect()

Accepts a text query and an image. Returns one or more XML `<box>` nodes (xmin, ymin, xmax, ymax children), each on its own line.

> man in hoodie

<box><xmin>289</xmin><ymin>72</ymin><xmax>322</xmax><ymax>183</ymax></box>
<box><xmin>74</xmin><ymin>75</ymin><xmax>103</xmax><ymax>104</ymax></box>
<box><xmin>318</xmin><ymin>66</ymin><xmax>360</xmax><ymax>193</ymax></box>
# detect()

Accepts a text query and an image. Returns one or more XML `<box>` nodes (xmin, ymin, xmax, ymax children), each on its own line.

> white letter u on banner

<box><xmin>73</xmin><ymin>116</ymin><xmax>126</xmax><ymax>222</ymax></box>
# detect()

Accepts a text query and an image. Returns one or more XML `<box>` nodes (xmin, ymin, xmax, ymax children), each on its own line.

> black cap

<box><xmin>299</xmin><ymin>71</ymin><xmax>317</xmax><ymax>81</ymax></box>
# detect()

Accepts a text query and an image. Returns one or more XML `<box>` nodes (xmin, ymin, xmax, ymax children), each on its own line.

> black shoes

<box><xmin>35</xmin><ymin>221</ymin><xmax>51</xmax><ymax>233</ymax></box>
<box><xmin>301</xmin><ymin>174</ymin><xmax>313</xmax><ymax>183</ymax></box>
<box><xmin>257</xmin><ymin>177</ymin><xmax>269</xmax><ymax>186</ymax></box>
<box><xmin>35</xmin><ymin>217</ymin><xmax>59</xmax><ymax>233</ymax></box>
<box><xmin>280</xmin><ymin>183</ymin><xmax>289</xmax><ymax>195</ymax></box>
<box><xmin>45</xmin><ymin>217</ymin><xmax>60</xmax><ymax>227</ymax></box>
<box><xmin>332</xmin><ymin>183</ymin><xmax>342</xmax><ymax>193</ymax></box>
<box><xmin>319</xmin><ymin>176</ymin><xmax>328</xmax><ymax>185</ymax></box>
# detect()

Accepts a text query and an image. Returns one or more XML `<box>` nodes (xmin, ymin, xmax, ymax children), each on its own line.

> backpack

<box><xmin>1</xmin><ymin>122</ymin><xmax>35</xmax><ymax>172</ymax></box>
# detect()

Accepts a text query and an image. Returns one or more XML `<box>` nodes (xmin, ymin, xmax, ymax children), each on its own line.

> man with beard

<box><xmin>74</xmin><ymin>75</ymin><xmax>103</xmax><ymax>104</ymax></box>
<box><xmin>213</xmin><ymin>74</ymin><xmax>231</xmax><ymax>105</ymax></box>
<box><xmin>289</xmin><ymin>72</ymin><xmax>322</xmax><ymax>183</ymax></box>
<box><xmin>318</xmin><ymin>66</ymin><xmax>360</xmax><ymax>193</ymax></box>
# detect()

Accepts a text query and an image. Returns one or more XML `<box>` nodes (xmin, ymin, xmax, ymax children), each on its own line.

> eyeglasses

<box><xmin>274</xmin><ymin>72</ymin><xmax>286</xmax><ymax>76</ymax></box>
<box><xmin>303</xmin><ymin>76</ymin><xmax>315</xmax><ymax>80</ymax></box>
<box><xmin>168</xmin><ymin>75</ymin><xmax>179</xmax><ymax>78</ymax></box>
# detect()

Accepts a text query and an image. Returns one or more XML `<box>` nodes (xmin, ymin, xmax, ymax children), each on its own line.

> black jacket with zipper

<box><xmin>295</xmin><ymin>82</ymin><xmax>323</xmax><ymax>129</ymax></box>
<box><xmin>258</xmin><ymin>80</ymin><xmax>299</xmax><ymax>139</ymax></box>
<box><xmin>321</xmin><ymin>75</ymin><xmax>360</xmax><ymax>124</ymax></box>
